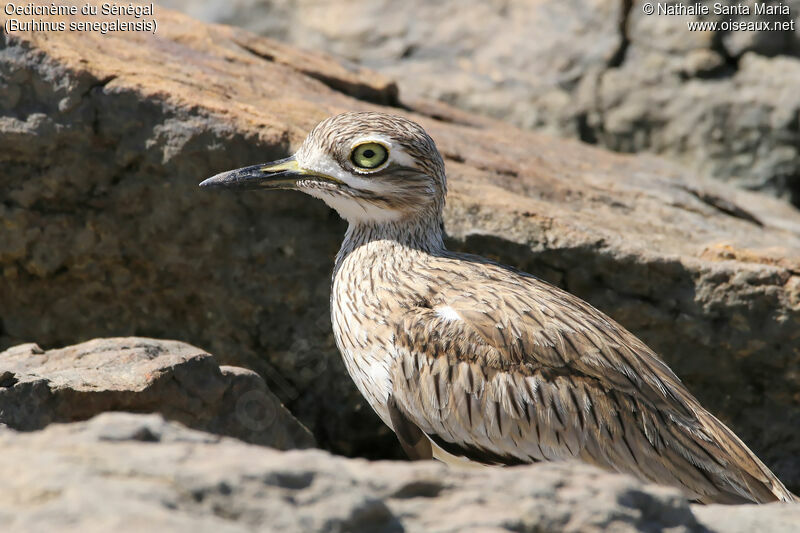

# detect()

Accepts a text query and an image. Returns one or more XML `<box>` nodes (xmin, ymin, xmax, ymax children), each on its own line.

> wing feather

<box><xmin>388</xmin><ymin>257</ymin><xmax>796</xmax><ymax>504</ymax></box>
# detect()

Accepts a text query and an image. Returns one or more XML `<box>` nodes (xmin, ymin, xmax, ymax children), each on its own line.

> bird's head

<box><xmin>200</xmin><ymin>112</ymin><xmax>446</xmax><ymax>225</ymax></box>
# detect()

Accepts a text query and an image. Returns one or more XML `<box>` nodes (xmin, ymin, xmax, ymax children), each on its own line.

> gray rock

<box><xmin>694</xmin><ymin>502</ymin><xmax>800</xmax><ymax>533</ymax></box>
<box><xmin>1</xmin><ymin>3</ymin><xmax>799</xmax><ymax>495</ymax></box>
<box><xmin>0</xmin><ymin>338</ymin><xmax>315</xmax><ymax>450</ymax></box>
<box><xmin>157</xmin><ymin>0</ymin><xmax>624</xmax><ymax>137</ymax></box>
<box><xmin>0</xmin><ymin>412</ymin><xmax>707</xmax><ymax>532</ymax></box>
<box><xmin>157</xmin><ymin>0</ymin><xmax>800</xmax><ymax>203</ymax></box>
<box><xmin>591</xmin><ymin>1</ymin><xmax>800</xmax><ymax>203</ymax></box>
<box><xmin>2</xmin><ymin>412</ymin><xmax>797</xmax><ymax>532</ymax></box>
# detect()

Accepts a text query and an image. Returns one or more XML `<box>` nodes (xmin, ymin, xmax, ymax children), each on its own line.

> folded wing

<box><xmin>389</xmin><ymin>258</ymin><xmax>795</xmax><ymax>504</ymax></box>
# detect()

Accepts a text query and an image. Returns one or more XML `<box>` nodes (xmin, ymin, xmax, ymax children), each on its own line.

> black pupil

<box><xmin>362</xmin><ymin>149</ymin><xmax>376</xmax><ymax>159</ymax></box>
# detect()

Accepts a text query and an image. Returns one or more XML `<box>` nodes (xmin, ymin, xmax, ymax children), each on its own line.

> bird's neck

<box><xmin>335</xmin><ymin>211</ymin><xmax>445</xmax><ymax>270</ymax></box>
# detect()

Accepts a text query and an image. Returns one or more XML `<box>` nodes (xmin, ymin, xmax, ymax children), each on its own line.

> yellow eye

<box><xmin>351</xmin><ymin>142</ymin><xmax>389</xmax><ymax>170</ymax></box>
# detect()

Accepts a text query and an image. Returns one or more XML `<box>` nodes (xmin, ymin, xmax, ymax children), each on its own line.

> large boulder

<box><xmin>158</xmin><ymin>0</ymin><xmax>800</xmax><ymax>203</ymax></box>
<box><xmin>3</xmin><ymin>411</ymin><xmax>798</xmax><ymax>533</ymax></box>
<box><xmin>0</xmin><ymin>337</ymin><xmax>314</xmax><ymax>449</ymax></box>
<box><xmin>1</xmin><ymin>2</ymin><xmax>799</xmax><ymax>492</ymax></box>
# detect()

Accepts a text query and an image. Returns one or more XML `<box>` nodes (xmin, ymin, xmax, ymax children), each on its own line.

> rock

<box><xmin>1</xmin><ymin>2</ymin><xmax>799</xmax><ymax>493</ymax></box>
<box><xmin>0</xmin><ymin>338</ymin><xmax>314</xmax><ymax>450</ymax></box>
<box><xmin>157</xmin><ymin>0</ymin><xmax>800</xmax><ymax>203</ymax></box>
<box><xmin>0</xmin><ymin>412</ymin><xmax>717</xmax><ymax>532</ymax></box>
<box><xmin>0</xmin><ymin>412</ymin><xmax>796</xmax><ymax>532</ymax></box>
<box><xmin>593</xmin><ymin>1</ymin><xmax>800</xmax><ymax>203</ymax></box>
<box><xmin>157</xmin><ymin>0</ymin><xmax>625</xmax><ymax>139</ymax></box>
<box><xmin>693</xmin><ymin>502</ymin><xmax>800</xmax><ymax>533</ymax></box>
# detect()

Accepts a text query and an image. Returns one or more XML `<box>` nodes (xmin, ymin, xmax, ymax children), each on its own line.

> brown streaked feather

<box><xmin>387</xmin><ymin>255</ymin><xmax>796</xmax><ymax>504</ymax></box>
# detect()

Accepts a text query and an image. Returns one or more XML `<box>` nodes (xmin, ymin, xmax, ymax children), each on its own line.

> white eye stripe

<box><xmin>294</xmin><ymin>132</ymin><xmax>424</xmax><ymax>224</ymax></box>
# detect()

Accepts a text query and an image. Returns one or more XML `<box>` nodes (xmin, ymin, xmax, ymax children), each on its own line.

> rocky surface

<box><xmin>1</xmin><ymin>412</ymin><xmax>798</xmax><ymax>533</ymax></box>
<box><xmin>158</xmin><ymin>0</ymin><xmax>800</xmax><ymax>203</ymax></box>
<box><xmin>0</xmin><ymin>337</ymin><xmax>314</xmax><ymax>450</ymax></box>
<box><xmin>1</xmin><ymin>1</ymin><xmax>799</xmax><ymax>494</ymax></box>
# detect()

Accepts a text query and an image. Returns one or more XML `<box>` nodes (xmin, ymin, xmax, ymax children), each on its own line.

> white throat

<box><xmin>304</xmin><ymin>188</ymin><xmax>403</xmax><ymax>225</ymax></box>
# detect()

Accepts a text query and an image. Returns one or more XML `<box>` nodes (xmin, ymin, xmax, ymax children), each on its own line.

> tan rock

<box><xmin>0</xmin><ymin>337</ymin><xmax>315</xmax><ymax>450</ymax></box>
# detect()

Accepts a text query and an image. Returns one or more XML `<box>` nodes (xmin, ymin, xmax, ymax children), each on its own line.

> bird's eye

<box><xmin>351</xmin><ymin>142</ymin><xmax>389</xmax><ymax>170</ymax></box>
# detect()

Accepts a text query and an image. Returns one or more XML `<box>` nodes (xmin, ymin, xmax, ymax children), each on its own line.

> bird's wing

<box><xmin>388</xmin><ymin>258</ymin><xmax>795</xmax><ymax>504</ymax></box>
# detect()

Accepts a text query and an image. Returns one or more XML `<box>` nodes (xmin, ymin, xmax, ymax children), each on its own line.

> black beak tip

<box><xmin>198</xmin><ymin>177</ymin><xmax>216</xmax><ymax>189</ymax></box>
<box><xmin>199</xmin><ymin>172</ymin><xmax>231</xmax><ymax>189</ymax></box>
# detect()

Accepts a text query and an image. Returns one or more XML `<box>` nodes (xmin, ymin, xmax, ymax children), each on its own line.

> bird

<box><xmin>200</xmin><ymin>111</ymin><xmax>797</xmax><ymax>504</ymax></box>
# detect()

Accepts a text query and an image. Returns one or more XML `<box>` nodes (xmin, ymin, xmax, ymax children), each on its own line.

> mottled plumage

<box><xmin>201</xmin><ymin>112</ymin><xmax>796</xmax><ymax>504</ymax></box>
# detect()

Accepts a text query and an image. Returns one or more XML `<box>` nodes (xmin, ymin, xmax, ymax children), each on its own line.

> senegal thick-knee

<box><xmin>201</xmin><ymin>111</ymin><xmax>796</xmax><ymax>504</ymax></box>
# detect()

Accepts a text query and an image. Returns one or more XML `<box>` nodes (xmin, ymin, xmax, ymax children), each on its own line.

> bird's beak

<box><xmin>199</xmin><ymin>156</ymin><xmax>338</xmax><ymax>191</ymax></box>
